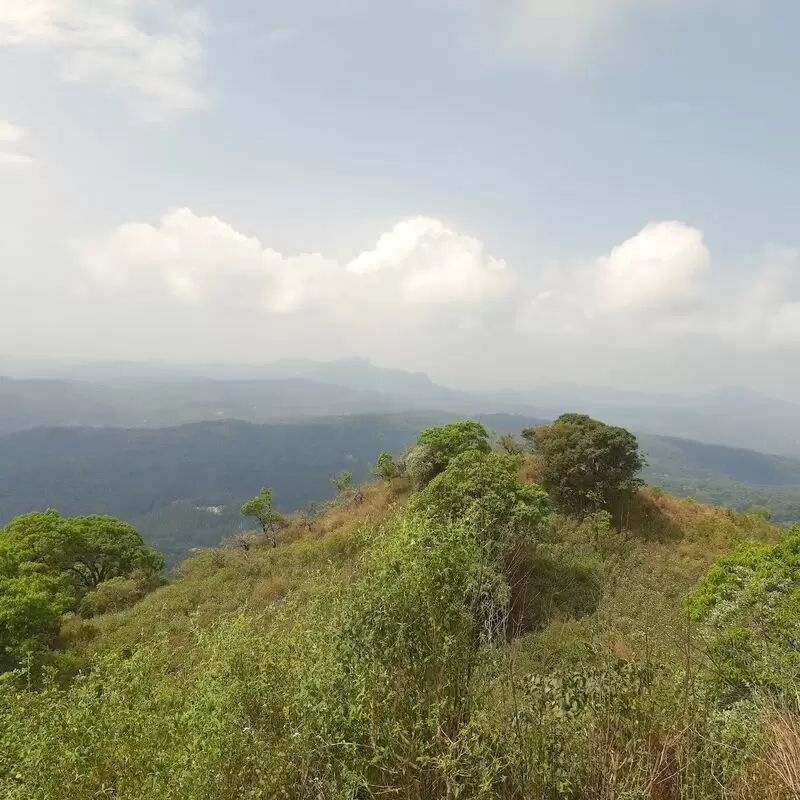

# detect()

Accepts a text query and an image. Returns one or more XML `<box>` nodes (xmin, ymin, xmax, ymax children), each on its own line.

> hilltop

<box><xmin>2</xmin><ymin>415</ymin><xmax>798</xmax><ymax>800</ymax></box>
<box><xmin>76</xmin><ymin>479</ymin><xmax>778</xmax><ymax>664</ymax></box>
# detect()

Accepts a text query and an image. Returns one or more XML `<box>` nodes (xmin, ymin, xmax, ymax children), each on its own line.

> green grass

<box><xmin>2</xmin><ymin>479</ymin><xmax>798</xmax><ymax>800</ymax></box>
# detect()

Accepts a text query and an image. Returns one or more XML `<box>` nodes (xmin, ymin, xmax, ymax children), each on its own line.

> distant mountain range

<box><xmin>2</xmin><ymin>357</ymin><xmax>800</xmax><ymax>562</ymax></box>
<box><xmin>2</xmin><ymin>357</ymin><xmax>800</xmax><ymax>456</ymax></box>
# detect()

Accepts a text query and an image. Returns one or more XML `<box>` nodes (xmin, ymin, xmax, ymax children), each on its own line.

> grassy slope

<box><xmin>11</xmin><ymin>476</ymin><xmax>792</xmax><ymax>800</ymax></box>
<box><xmin>68</xmin><ymin>474</ymin><xmax>780</xmax><ymax>669</ymax></box>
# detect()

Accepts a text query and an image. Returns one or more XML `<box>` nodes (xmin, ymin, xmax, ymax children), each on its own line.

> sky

<box><xmin>2</xmin><ymin>0</ymin><xmax>800</xmax><ymax>395</ymax></box>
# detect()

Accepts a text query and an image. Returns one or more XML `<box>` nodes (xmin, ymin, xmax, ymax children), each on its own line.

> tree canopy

<box><xmin>0</xmin><ymin>510</ymin><xmax>163</xmax><ymax>669</ymax></box>
<box><xmin>409</xmin><ymin>450</ymin><xmax>552</xmax><ymax>546</ymax></box>
<box><xmin>2</xmin><ymin>510</ymin><xmax>163</xmax><ymax>596</ymax></box>
<box><xmin>240</xmin><ymin>488</ymin><xmax>287</xmax><ymax>546</ymax></box>
<box><xmin>406</xmin><ymin>421</ymin><xmax>491</xmax><ymax>488</ymax></box>
<box><xmin>375</xmin><ymin>451</ymin><xmax>399</xmax><ymax>482</ymax></box>
<box><xmin>330</xmin><ymin>470</ymin><xmax>354</xmax><ymax>494</ymax></box>
<box><xmin>523</xmin><ymin>414</ymin><xmax>644</xmax><ymax>515</ymax></box>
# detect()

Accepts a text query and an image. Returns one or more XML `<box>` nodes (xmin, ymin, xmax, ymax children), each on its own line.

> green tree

<box><xmin>523</xmin><ymin>414</ymin><xmax>644</xmax><ymax>515</ymax></box>
<box><xmin>406</xmin><ymin>421</ymin><xmax>491</xmax><ymax>489</ymax></box>
<box><xmin>687</xmin><ymin>526</ymin><xmax>800</xmax><ymax>700</ymax></box>
<box><xmin>409</xmin><ymin>450</ymin><xmax>552</xmax><ymax>546</ymax></box>
<box><xmin>375</xmin><ymin>451</ymin><xmax>399</xmax><ymax>482</ymax></box>
<box><xmin>1</xmin><ymin>512</ymin><xmax>161</xmax><ymax>671</ymax></box>
<box><xmin>240</xmin><ymin>488</ymin><xmax>287</xmax><ymax>547</ymax></box>
<box><xmin>404</xmin><ymin>444</ymin><xmax>438</xmax><ymax>489</ymax></box>
<box><xmin>330</xmin><ymin>470</ymin><xmax>353</xmax><ymax>494</ymax></box>
<box><xmin>0</xmin><ymin>539</ymin><xmax>72</xmax><ymax>670</ymax></box>
<box><xmin>2</xmin><ymin>510</ymin><xmax>163</xmax><ymax>597</ymax></box>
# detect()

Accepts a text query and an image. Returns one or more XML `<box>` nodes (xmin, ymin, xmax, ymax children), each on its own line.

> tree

<box><xmin>417</xmin><ymin>421</ymin><xmax>491</xmax><ymax>471</ymax></box>
<box><xmin>330</xmin><ymin>470</ymin><xmax>353</xmax><ymax>495</ymax></box>
<box><xmin>409</xmin><ymin>450</ymin><xmax>552</xmax><ymax>546</ymax></box>
<box><xmin>375</xmin><ymin>451</ymin><xmax>399</xmax><ymax>482</ymax></box>
<box><xmin>1</xmin><ymin>510</ymin><xmax>164</xmax><ymax>597</ymax></box>
<box><xmin>240</xmin><ymin>488</ymin><xmax>286</xmax><ymax>547</ymax></box>
<box><xmin>0</xmin><ymin>539</ymin><xmax>72</xmax><ymax>670</ymax></box>
<box><xmin>404</xmin><ymin>444</ymin><xmax>438</xmax><ymax>490</ymax></box>
<box><xmin>1</xmin><ymin>511</ymin><xmax>163</xmax><ymax>670</ymax></box>
<box><xmin>687</xmin><ymin>526</ymin><xmax>800</xmax><ymax>700</ymax></box>
<box><xmin>406</xmin><ymin>421</ymin><xmax>491</xmax><ymax>489</ymax></box>
<box><xmin>523</xmin><ymin>414</ymin><xmax>644</xmax><ymax>516</ymax></box>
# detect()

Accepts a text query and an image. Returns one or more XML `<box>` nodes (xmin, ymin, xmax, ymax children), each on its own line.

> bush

<box><xmin>687</xmin><ymin>526</ymin><xmax>800</xmax><ymax>700</ymax></box>
<box><xmin>524</xmin><ymin>414</ymin><xmax>644</xmax><ymax>516</ymax></box>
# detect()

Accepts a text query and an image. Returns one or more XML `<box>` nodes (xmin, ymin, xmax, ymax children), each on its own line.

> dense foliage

<box><xmin>0</xmin><ymin>511</ymin><xmax>162</xmax><ymax>670</ymax></box>
<box><xmin>688</xmin><ymin>525</ymin><xmax>800</xmax><ymax>700</ymax></box>
<box><xmin>1</xmin><ymin>415</ymin><xmax>800</xmax><ymax>798</ymax></box>
<box><xmin>407</xmin><ymin>420</ymin><xmax>491</xmax><ymax>487</ymax></box>
<box><xmin>525</xmin><ymin>413</ymin><xmax>645</xmax><ymax>515</ymax></box>
<box><xmin>410</xmin><ymin>450</ymin><xmax>552</xmax><ymax>542</ymax></box>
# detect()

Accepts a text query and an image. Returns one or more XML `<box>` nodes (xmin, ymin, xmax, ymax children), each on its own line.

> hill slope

<box><xmin>2</xmin><ymin>413</ymin><xmax>800</xmax><ymax>563</ymax></box>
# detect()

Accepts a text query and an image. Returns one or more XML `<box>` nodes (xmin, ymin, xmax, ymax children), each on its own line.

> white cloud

<box><xmin>518</xmin><ymin>221</ymin><xmax>709</xmax><ymax>335</ymax></box>
<box><xmin>0</xmin><ymin>0</ymin><xmax>206</xmax><ymax>119</ymax></box>
<box><xmin>346</xmin><ymin>217</ymin><xmax>513</xmax><ymax>308</ymax></box>
<box><xmin>79</xmin><ymin>209</ymin><xmax>514</xmax><ymax>329</ymax></box>
<box><xmin>517</xmin><ymin>222</ymin><xmax>800</xmax><ymax>356</ymax></box>
<box><xmin>592</xmin><ymin>221</ymin><xmax>709</xmax><ymax>314</ymax></box>
<box><xmin>80</xmin><ymin>211</ymin><xmax>800</xmax><ymax>354</ymax></box>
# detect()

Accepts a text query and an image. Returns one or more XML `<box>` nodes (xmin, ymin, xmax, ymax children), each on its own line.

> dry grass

<box><xmin>762</xmin><ymin>708</ymin><xmax>800</xmax><ymax>796</ymax></box>
<box><xmin>69</xmin><ymin>479</ymin><xmax>408</xmax><ymax>658</ymax></box>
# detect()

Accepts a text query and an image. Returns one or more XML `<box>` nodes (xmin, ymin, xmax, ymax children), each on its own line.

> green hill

<box><xmin>2</xmin><ymin>415</ymin><xmax>799</xmax><ymax>799</ymax></box>
<box><xmin>3</xmin><ymin>413</ymin><xmax>800</xmax><ymax>565</ymax></box>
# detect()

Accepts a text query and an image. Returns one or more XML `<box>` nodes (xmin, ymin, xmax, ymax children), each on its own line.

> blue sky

<box><xmin>2</xmin><ymin>0</ymin><xmax>800</xmax><ymax>395</ymax></box>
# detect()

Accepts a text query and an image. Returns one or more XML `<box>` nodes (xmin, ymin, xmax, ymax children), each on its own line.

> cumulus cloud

<box><xmin>79</xmin><ymin>209</ymin><xmax>515</xmax><ymax>331</ymax></box>
<box><xmin>65</xmin><ymin>208</ymin><xmax>800</xmax><ymax>390</ymax></box>
<box><xmin>516</xmin><ymin>221</ymin><xmax>800</xmax><ymax>357</ymax></box>
<box><xmin>0</xmin><ymin>0</ymin><xmax>206</xmax><ymax>119</ymax></box>
<box><xmin>591</xmin><ymin>221</ymin><xmax>709</xmax><ymax>315</ymax></box>
<box><xmin>80</xmin><ymin>210</ymin><xmax>800</xmax><ymax>351</ymax></box>
<box><xmin>518</xmin><ymin>221</ymin><xmax>709</xmax><ymax>335</ymax></box>
<box><xmin>346</xmin><ymin>217</ymin><xmax>513</xmax><ymax>310</ymax></box>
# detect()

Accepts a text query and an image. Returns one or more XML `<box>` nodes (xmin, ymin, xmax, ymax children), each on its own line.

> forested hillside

<box><xmin>3</xmin><ymin>412</ymin><xmax>800</xmax><ymax>563</ymax></box>
<box><xmin>2</xmin><ymin>415</ymin><xmax>798</xmax><ymax>799</ymax></box>
<box><xmin>0</xmin><ymin>415</ymin><xmax>450</xmax><ymax>563</ymax></box>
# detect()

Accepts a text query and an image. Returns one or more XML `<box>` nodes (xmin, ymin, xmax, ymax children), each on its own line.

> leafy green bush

<box><xmin>688</xmin><ymin>526</ymin><xmax>800</xmax><ymax>700</ymax></box>
<box><xmin>409</xmin><ymin>450</ymin><xmax>552</xmax><ymax>544</ymax></box>
<box><xmin>406</xmin><ymin>421</ymin><xmax>492</xmax><ymax>489</ymax></box>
